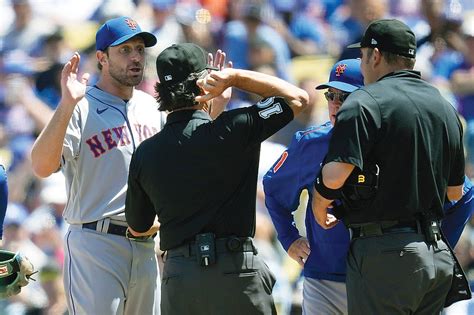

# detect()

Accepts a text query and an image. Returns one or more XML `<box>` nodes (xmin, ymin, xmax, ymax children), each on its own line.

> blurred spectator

<box><xmin>222</xmin><ymin>1</ymin><xmax>291</xmax><ymax>80</ymax></box>
<box><xmin>270</xmin><ymin>0</ymin><xmax>329</xmax><ymax>57</ymax></box>
<box><xmin>432</xmin><ymin>13</ymin><xmax>474</xmax><ymax>177</ymax></box>
<box><xmin>332</xmin><ymin>0</ymin><xmax>389</xmax><ymax>60</ymax></box>
<box><xmin>1</xmin><ymin>0</ymin><xmax>55</xmax><ymax>54</ymax></box>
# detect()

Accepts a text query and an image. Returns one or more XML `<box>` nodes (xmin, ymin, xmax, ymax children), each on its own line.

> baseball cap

<box><xmin>347</xmin><ymin>19</ymin><xmax>416</xmax><ymax>58</ymax></box>
<box><xmin>315</xmin><ymin>59</ymin><xmax>364</xmax><ymax>93</ymax></box>
<box><xmin>96</xmin><ymin>16</ymin><xmax>157</xmax><ymax>51</ymax></box>
<box><xmin>156</xmin><ymin>43</ymin><xmax>218</xmax><ymax>86</ymax></box>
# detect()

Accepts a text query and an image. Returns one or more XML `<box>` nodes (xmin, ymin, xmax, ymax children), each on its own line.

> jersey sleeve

<box><xmin>62</xmin><ymin>106</ymin><xmax>82</xmax><ymax>162</ymax></box>
<box><xmin>0</xmin><ymin>165</ymin><xmax>7</xmax><ymax>239</ymax></box>
<box><xmin>263</xmin><ymin>128</ymin><xmax>329</xmax><ymax>250</ymax></box>
<box><xmin>125</xmin><ymin>151</ymin><xmax>156</xmax><ymax>232</ymax></box>
<box><xmin>220</xmin><ymin>97</ymin><xmax>294</xmax><ymax>148</ymax></box>
<box><xmin>325</xmin><ymin>91</ymin><xmax>380</xmax><ymax>169</ymax></box>
<box><xmin>442</xmin><ymin>176</ymin><xmax>473</xmax><ymax>247</ymax></box>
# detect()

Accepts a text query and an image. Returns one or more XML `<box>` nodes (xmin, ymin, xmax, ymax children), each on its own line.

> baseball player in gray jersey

<box><xmin>31</xmin><ymin>17</ymin><xmax>163</xmax><ymax>314</ymax></box>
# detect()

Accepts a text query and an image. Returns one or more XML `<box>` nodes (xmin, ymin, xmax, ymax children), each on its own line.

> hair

<box><xmin>154</xmin><ymin>70</ymin><xmax>207</xmax><ymax>112</ymax></box>
<box><xmin>366</xmin><ymin>48</ymin><xmax>416</xmax><ymax>69</ymax></box>
<box><xmin>97</xmin><ymin>48</ymin><xmax>109</xmax><ymax>71</ymax></box>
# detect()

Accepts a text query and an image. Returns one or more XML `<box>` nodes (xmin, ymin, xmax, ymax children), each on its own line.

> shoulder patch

<box><xmin>273</xmin><ymin>151</ymin><xmax>288</xmax><ymax>173</ymax></box>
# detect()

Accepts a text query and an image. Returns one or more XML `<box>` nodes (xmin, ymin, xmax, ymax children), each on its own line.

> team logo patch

<box><xmin>273</xmin><ymin>151</ymin><xmax>288</xmax><ymax>173</ymax></box>
<box><xmin>125</xmin><ymin>18</ymin><xmax>138</xmax><ymax>30</ymax></box>
<box><xmin>335</xmin><ymin>64</ymin><xmax>347</xmax><ymax>77</ymax></box>
<box><xmin>0</xmin><ymin>265</ymin><xmax>8</xmax><ymax>277</ymax></box>
<box><xmin>164</xmin><ymin>75</ymin><xmax>173</xmax><ymax>81</ymax></box>
<box><xmin>371</xmin><ymin>38</ymin><xmax>378</xmax><ymax>45</ymax></box>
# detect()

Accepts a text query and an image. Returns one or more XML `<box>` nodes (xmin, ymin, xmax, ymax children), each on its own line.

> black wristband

<box><xmin>314</xmin><ymin>170</ymin><xmax>342</xmax><ymax>200</ymax></box>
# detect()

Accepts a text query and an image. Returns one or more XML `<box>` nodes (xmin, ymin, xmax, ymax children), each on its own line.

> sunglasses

<box><xmin>324</xmin><ymin>91</ymin><xmax>350</xmax><ymax>103</ymax></box>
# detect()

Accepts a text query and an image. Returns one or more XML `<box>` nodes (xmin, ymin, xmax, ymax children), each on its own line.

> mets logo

<box><xmin>335</xmin><ymin>64</ymin><xmax>347</xmax><ymax>77</ymax></box>
<box><xmin>125</xmin><ymin>19</ymin><xmax>138</xmax><ymax>30</ymax></box>
<box><xmin>0</xmin><ymin>265</ymin><xmax>8</xmax><ymax>277</ymax></box>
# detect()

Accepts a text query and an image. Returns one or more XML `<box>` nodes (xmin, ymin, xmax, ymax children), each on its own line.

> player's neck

<box><xmin>96</xmin><ymin>78</ymin><xmax>134</xmax><ymax>100</ymax></box>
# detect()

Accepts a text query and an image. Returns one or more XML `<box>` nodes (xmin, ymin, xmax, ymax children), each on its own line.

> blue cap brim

<box><xmin>315</xmin><ymin>81</ymin><xmax>359</xmax><ymax>93</ymax></box>
<box><xmin>110</xmin><ymin>31</ymin><xmax>157</xmax><ymax>48</ymax></box>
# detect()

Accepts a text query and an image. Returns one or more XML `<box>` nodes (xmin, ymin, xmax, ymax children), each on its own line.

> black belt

<box><xmin>349</xmin><ymin>220</ymin><xmax>421</xmax><ymax>240</ymax></box>
<box><xmin>166</xmin><ymin>237</ymin><xmax>257</xmax><ymax>258</ymax></box>
<box><xmin>82</xmin><ymin>221</ymin><xmax>128</xmax><ymax>237</ymax></box>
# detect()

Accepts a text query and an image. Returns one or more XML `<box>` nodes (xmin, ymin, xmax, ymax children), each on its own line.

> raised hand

<box><xmin>201</xmin><ymin>49</ymin><xmax>232</xmax><ymax>118</ymax></box>
<box><xmin>60</xmin><ymin>52</ymin><xmax>90</xmax><ymax>107</ymax></box>
<box><xmin>288</xmin><ymin>237</ymin><xmax>311</xmax><ymax>267</ymax></box>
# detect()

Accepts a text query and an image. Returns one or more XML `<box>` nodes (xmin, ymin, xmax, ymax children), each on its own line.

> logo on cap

<box><xmin>125</xmin><ymin>18</ymin><xmax>138</xmax><ymax>30</ymax></box>
<box><xmin>371</xmin><ymin>38</ymin><xmax>378</xmax><ymax>45</ymax></box>
<box><xmin>408</xmin><ymin>49</ymin><xmax>415</xmax><ymax>55</ymax></box>
<box><xmin>0</xmin><ymin>265</ymin><xmax>8</xmax><ymax>277</ymax></box>
<box><xmin>164</xmin><ymin>75</ymin><xmax>173</xmax><ymax>81</ymax></box>
<box><xmin>335</xmin><ymin>64</ymin><xmax>347</xmax><ymax>77</ymax></box>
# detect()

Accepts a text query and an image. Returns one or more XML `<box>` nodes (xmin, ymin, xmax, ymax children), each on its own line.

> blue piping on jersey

<box><xmin>86</xmin><ymin>91</ymin><xmax>137</xmax><ymax>151</ymax></box>
<box><xmin>66</xmin><ymin>231</ymin><xmax>76</xmax><ymax>315</ymax></box>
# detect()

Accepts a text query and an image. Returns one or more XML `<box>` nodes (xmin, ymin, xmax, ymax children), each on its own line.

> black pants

<box><xmin>161</xmin><ymin>249</ymin><xmax>276</xmax><ymax>315</ymax></box>
<box><xmin>346</xmin><ymin>232</ymin><xmax>454</xmax><ymax>314</ymax></box>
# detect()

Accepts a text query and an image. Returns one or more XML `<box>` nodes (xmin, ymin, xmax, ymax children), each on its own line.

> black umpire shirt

<box><xmin>125</xmin><ymin>97</ymin><xmax>293</xmax><ymax>250</ymax></box>
<box><xmin>325</xmin><ymin>70</ymin><xmax>465</xmax><ymax>224</ymax></box>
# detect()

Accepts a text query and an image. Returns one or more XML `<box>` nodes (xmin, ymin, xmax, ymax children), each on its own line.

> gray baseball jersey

<box><xmin>61</xmin><ymin>86</ymin><xmax>163</xmax><ymax>315</ymax></box>
<box><xmin>61</xmin><ymin>86</ymin><xmax>164</xmax><ymax>224</ymax></box>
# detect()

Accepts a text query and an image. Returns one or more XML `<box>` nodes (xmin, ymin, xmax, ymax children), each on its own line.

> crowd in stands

<box><xmin>1</xmin><ymin>0</ymin><xmax>474</xmax><ymax>314</ymax></box>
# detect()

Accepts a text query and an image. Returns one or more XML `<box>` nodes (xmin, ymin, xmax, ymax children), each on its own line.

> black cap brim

<box><xmin>347</xmin><ymin>42</ymin><xmax>362</xmax><ymax>49</ymax></box>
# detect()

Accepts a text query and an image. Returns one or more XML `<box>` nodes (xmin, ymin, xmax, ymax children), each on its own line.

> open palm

<box><xmin>61</xmin><ymin>52</ymin><xmax>90</xmax><ymax>106</ymax></box>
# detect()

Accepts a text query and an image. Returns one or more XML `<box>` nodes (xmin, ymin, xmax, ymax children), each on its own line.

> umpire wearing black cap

<box><xmin>311</xmin><ymin>19</ymin><xmax>466</xmax><ymax>314</ymax></box>
<box><xmin>124</xmin><ymin>43</ymin><xmax>309</xmax><ymax>315</ymax></box>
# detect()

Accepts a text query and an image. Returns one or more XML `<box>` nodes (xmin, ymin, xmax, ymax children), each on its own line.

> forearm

<box><xmin>229</xmin><ymin>69</ymin><xmax>308</xmax><ymax>113</ymax></box>
<box><xmin>31</xmin><ymin>102</ymin><xmax>75</xmax><ymax>178</ymax></box>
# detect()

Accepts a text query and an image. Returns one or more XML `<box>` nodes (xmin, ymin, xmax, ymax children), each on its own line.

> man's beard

<box><xmin>108</xmin><ymin>63</ymin><xmax>143</xmax><ymax>87</ymax></box>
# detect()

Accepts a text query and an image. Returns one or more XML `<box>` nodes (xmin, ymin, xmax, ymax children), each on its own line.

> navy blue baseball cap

<box><xmin>96</xmin><ymin>16</ymin><xmax>157</xmax><ymax>51</ymax></box>
<box><xmin>315</xmin><ymin>59</ymin><xmax>364</xmax><ymax>92</ymax></box>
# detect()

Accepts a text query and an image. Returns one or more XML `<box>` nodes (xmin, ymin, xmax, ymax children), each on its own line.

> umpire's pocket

<box><xmin>259</xmin><ymin>262</ymin><xmax>276</xmax><ymax>295</ymax></box>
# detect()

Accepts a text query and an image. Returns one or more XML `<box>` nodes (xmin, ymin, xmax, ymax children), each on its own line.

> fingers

<box><xmin>207</xmin><ymin>53</ymin><xmax>213</xmax><ymax>68</ymax></box>
<box><xmin>70</xmin><ymin>52</ymin><xmax>80</xmax><ymax>74</ymax></box>
<box><xmin>81</xmin><ymin>72</ymin><xmax>90</xmax><ymax>85</ymax></box>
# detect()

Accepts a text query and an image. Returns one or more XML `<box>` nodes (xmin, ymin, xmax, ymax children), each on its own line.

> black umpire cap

<box><xmin>348</xmin><ymin>19</ymin><xmax>417</xmax><ymax>58</ymax></box>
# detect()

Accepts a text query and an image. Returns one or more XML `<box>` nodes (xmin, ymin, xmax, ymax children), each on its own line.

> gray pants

<box><xmin>303</xmin><ymin>278</ymin><xmax>348</xmax><ymax>315</ymax></box>
<box><xmin>346</xmin><ymin>232</ymin><xmax>454</xmax><ymax>315</ymax></box>
<box><xmin>161</xmin><ymin>250</ymin><xmax>276</xmax><ymax>315</ymax></box>
<box><xmin>64</xmin><ymin>225</ymin><xmax>159</xmax><ymax>315</ymax></box>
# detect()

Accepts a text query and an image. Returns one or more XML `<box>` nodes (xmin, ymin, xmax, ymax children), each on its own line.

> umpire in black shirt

<box><xmin>312</xmin><ymin>20</ymin><xmax>465</xmax><ymax>314</ymax></box>
<box><xmin>125</xmin><ymin>43</ymin><xmax>309</xmax><ymax>314</ymax></box>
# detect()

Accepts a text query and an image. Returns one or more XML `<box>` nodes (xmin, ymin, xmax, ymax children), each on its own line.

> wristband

<box><xmin>314</xmin><ymin>170</ymin><xmax>342</xmax><ymax>200</ymax></box>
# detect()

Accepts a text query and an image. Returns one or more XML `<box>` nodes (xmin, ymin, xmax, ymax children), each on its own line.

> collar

<box><xmin>165</xmin><ymin>109</ymin><xmax>212</xmax><ymax>125</ymax></box>
<box><xmin>377</xmin><ymin>70</ymin><xmax>421</xmax><ymax>82</ymax></box>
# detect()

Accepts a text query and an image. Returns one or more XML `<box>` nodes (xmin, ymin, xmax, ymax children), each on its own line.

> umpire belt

<box><xmin>166</xmin><ymin>237</ymin><xmax>257</xmax><ymax>259</ymax></box>
<box><xmin>82</xmin><ymin>219</ymin><xmax>127</xmax><ymax>237</ymax></box>
<box><xmin>349</xmin><ymin>220</ymin><xmax>421</xmax><ymax>240</ymax></box>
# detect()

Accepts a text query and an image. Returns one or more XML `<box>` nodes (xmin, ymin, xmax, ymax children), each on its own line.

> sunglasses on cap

<box><xmin>324</xmin><ymin>91</ymin><xmax>350</xmax><ymax>103</ymax></box>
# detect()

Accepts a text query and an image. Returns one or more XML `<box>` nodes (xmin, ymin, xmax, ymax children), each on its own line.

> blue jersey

<box><xmin>442</xmin><ymin>176</ymin><xmax>473</xmax><ymax>247</ymax></box>
<box><xmin>263</xmin><ymin>122</ymin><xmax>349</xmax><ymax>282</ymax></box>
<box><xmin>0</xmin><ymin>165</ymin><xmax>7</xmax><ymax>239</ymax></box>
<box><xmin>263</xmin><ymin>123</ymin><xmax>473</xmax><ymax>282</ymax></box>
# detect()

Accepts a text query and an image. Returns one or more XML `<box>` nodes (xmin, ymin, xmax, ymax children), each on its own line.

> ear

<box><xmin>96</xmin><ymin>51</ymin><xmax>107</xmax><ymax>67</ymax></box>
<box><xmin>372</xmin><ymin>48</ymin><xmax>383</xmax><ymax>67</ymax></box>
